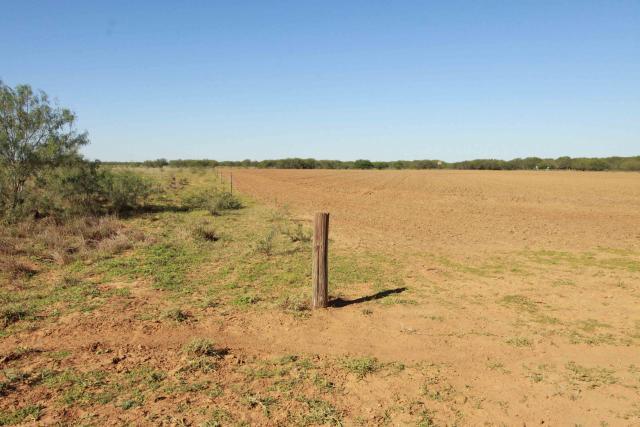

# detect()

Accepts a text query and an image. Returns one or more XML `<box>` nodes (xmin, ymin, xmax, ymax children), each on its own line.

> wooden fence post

<box><xmin>230</xmin><ymin>172</ymin><xmax>233</xmax><ymax>195</ymax></box>
<box><xmin>312</xmin><ymin>212</ymin><xmax>330</xmax><ymax>309</ymax></box>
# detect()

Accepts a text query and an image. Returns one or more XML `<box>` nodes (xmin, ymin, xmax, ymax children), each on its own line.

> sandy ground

<box><xmin>2</xmin><ymin>169</ymin><xmax>639</xmax><ymax>425</ymax></box>
<box><xmin>227</xmin><ymin>169</ymin><xmax>640</xmax><ymax>425</ymax></box>
<box><xmin>230</xmin><ymin>169</ymin><xmax>640</xmax><ymax>256</ymax></box>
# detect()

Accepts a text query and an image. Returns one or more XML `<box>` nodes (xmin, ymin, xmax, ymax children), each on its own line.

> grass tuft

<box><xmin>193</xmin><ymin>223</ymin><xmax>219</xmax><ymax>242</ymax></box>
<box><xmin>341</xmin><ymin>356</ymin><xmax>381</xmax><ymax>378</ymax></box>
<box><xmin>254</xmin><ymin>228</ymin><xmax>277</xmax><ymax>256</ymax></box>
<box><xmin>283</xmin><ymin>223</ymin><xmax>312</xmax><ymax>243</ymax></box>
<box><xmin>183</xmin><ymin>338</ymin><xmax>227</xmax><ymax>358</ymax></box>
<box><xmin>164</xmin><ymin>308</ymin><xmax>190</xmax><ymax>322</ymax></box>
<box><xmin>0</xmin><ymin>305</ymin><xmax>30</xmax><ymax>329</ymax></box>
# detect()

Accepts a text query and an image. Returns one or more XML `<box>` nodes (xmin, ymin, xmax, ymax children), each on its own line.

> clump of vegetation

<box><xmin>283</xmin><ymin>223</ymin><xmax>312</xmax><ymax>243</ymax></box>
<box><xmin>505</xmin><ymin>337</ymin><xmax>533</xmax><ymax>347</ymax></box>
<box><xmin>298</xmin><ymin>397</ymin><xmax>343</xmax><ymax>426</ymax></box>
<box><xmin>183</xmin><ymin>338</ymin><xmax>226</xmax><ymax>358</ymax></box>
<box><xmin>182</xmin><ymin>189</ymin><xmax>242</xmax><ymax>215</ymax></box>
<box><xmin>193</xmin><ymin>222</ymin><xmax>219</xmax><ymax>242</ymax></box>
<box><xmin>95</xmin><ymin>169</ymin><xmax>155</xmax><ymax>214</ymax></box>
<box><xmin>202</xmin><ymin>408</ymin><xmax>234</xmax><ymax>426</ymax></box>
<box><xmin>499</xmin><ymin>294</ymin><xmax>538</xmax><ymax>313</ymax></box>
<box><xmin>179</xmin><ymin>358</ymin><xmax>219</xmax><ymax>374</ymax></box>
<box><xmin>255</xmin><ymin>228</ymin><xmax>277</xmax><ymax>256</ymax></box>
<box><xmin>0</xmin><ymin>81</ymin><xmax>156</xmax><ymax>220</ymax></box>
<box><xmin>242</xmin><ymin>393</ymin><xmax>278</xmax><ymax>417</ymax></box>
<box><xmin>1</xmin><ymin>258</ymin><xmax>38</xmax><ymax>281</ymax></box>
<box><xmin>0</xmin><ymin>81</ymin><xmax>88</xmax><ymax>219</ymax></box>
<box><xmin>210</xmin><ymin>191</ymin><xmax>242</xmax><ymax>213</ymax></box>
<box><xmin>1</xmin><ymin>305</ymin><xmax>30</xmax><ymax>328</ymax></box>
<box><xmin>0</xmin><ymin>215</ymin><xmax>142</xmax><ymax>279</ymax></box>
<box><xmin>0</xmin><ymin>346</ymin><xmax>41</xmax><ymax>364</ymax></box>
<box><xmin>164</xmin><ymin>308</ymin><xmax>190</xmax><ymax>322</ymax></box>
<box><xmin>565</xmin><ymin>361</ymin><xmax>618</xmax><ymax>388</ymax></box>
<box><xmin>233</xmin><ymin>294</ymin><xmax>260</xmax><ymax>307</ymax></box>
<box><xmin>341</xmin><ymin>356</ymin><xmax>381</xmax><ymax>378</ymax></box>
<box><xmin>0</xmin><ymin>405</ymin><xmax>42</xmax><ymax>425</ymax></box>
<box><xmin>279</xmin><ymin>295</ymin><xmax>309</xmax><ymax>313</ymax></box>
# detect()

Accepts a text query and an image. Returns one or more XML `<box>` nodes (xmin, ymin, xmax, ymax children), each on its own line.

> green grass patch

<box><xmin>0</xmin><ymin>405</ymin><xmax>42</xmax><ymax>425</ymax></box>
<box><xmin>341</xmin><ymin>356</ymin><xmax>382</xmax><ymax>378</ymax></box>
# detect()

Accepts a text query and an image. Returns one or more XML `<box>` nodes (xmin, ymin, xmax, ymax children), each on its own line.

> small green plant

<box><xmin>283</xmin><ymin>223</ymin><xmax>312</xmax><ymax>243</ymax></box>
<box><xmin>233</xmin><ymin>294</ymin><xmax>260</xmax><ymax>306</ymax></box>
<box><xmin>164</xmin><ymin>308</ymin><xmax>190</xmax><ymax>322</ymax></box>
<box><xmin>0</xmin><ymin>405</ymin><xmax>42</xmax><ymax>425</ymax></box>
<box><xmin>1</xmin><ymin>305</ymin><xmax>30</xmax><ymax>328</ymax></box>
<box><xmin>565</xmin><ymin>361</ymin><xmax>618</xmax><ymax>388</ymax></box>
<box><xmin>212</xmin><ymin>191</ymin><xmax>242</xmax><ymax>211</ymax></box>
<box><xmin>269</xmin><ymin>205</ymin><xmax>290</xmax><ymax>223</ymax></box>
<box><xmin>193</xmin><ymin>223</ymin><xmax>219</xmax><ymax>242</ymax></box>
<box><xmin>182</xmin><ymin>189</ymin><xmax>242</xmax><ymax>215</ymax></box>
<box><xmin>242</xmin><ymin>393</ymin><xmax>278</xmax><ymax>417</ymax></box>
<box><xmin>255</xmin><ymin>228</ymin><xmax>277</xmax><ymax>256</ymax></box>
<box><xmin>505</xmin><ymin>337</ymin><xmax>533</xmax><ymax>347</ymax></box>
<box><xmin>341</xmin><ymin>356</ymin><xmax>381</xmax><ymax>378</ymax></box>
<box><xmin>298</xmin><ymin>398</ymin><xmax>342</xmax><ymax>426</ymax></box>
<box><xmin>183</xmin><ymin>338</ymin><xmax>226</xmax><ymax>358</ymax></box>
<box><xmin>202</xmin><ymin>408</ymin><xmax>233</xmax><ymax>426</ymax></box>
<box><xmin>279</xmin><ymin>296</ymin><xmax>309</xmax><ymax>313</ymax></box>
<box><xmin>499</xmin><ymin>294</ymin><xmax>538</xmax><ymax>313</ymax></box>
<box><xmin>179</xmin><ymin>357</ymin><xmax>218</xmax><ymax>373</ymax></box>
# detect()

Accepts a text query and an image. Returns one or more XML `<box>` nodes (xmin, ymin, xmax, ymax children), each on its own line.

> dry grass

<box><xmin>0</xmin><ymin>216</ymin><xmax>143</xmax><ymax>273</ymax></box>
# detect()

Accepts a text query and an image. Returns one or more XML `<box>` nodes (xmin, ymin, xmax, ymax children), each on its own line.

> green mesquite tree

<box><xmin>0</xmin><ymin>81</ymin><xmax>88</xmax><ymax>214</ymax></box>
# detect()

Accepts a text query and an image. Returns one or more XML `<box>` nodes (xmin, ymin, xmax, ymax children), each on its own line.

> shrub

<box><xmin>6</xmin><ymin>163</ymin><xmax>156</xmax><ymax>219</ymax></box>
<box><xmin>96</xmin><ymin>233</ymin><xmax>134</xmax><ymax>256</ymax></box>
<box><xmin>213</xmin><ymin>191</ymin><xmax>242</xmax><ymax>211</ymax></box>
<box><xmin>254</xmin><ymin>228</ymin><xmax>277</xmax><ymax>256</ymax></box>
<box><xmin>0</xmin><ymin>215</ymin><xmax>141</xmax><ymax>268</ymax></box>
<box><xmin>1</xmin><ymin>258</ymin><xmax>38</xmax><ymax>280</ymax></box>
<box><xmin>283</xmin><ymin>223</ymin><xmax>311</xmax><ymax>243</ymax></box>
<box><xmin>182</xmin><ymin>189</ymin><xmax>242</xmax><ymax>215</ymax></box>
<box><xmin>164</xmin><ymin>308</ymin><xmax>190</xmax><ymax>322</ymax></box>
<box><xmin>98</xmin><ymin>170</ymin><xmax>154</xmax><ymax>214</ymax></box>
<box><xmin>233</xmin><ymin>294</ymin><xmax>260</xmax><ymax>306</ymax></box>
<box><xmin>279</xmin><ymin>296</ymin><xmax>309</xmax><ymax>313</ymax></box>
<box><xmin>183</xmin><ymin>338</ymin><xmax>226</xmax><ymax>358</ymax></box>
<box><xmin>0</xmin><ymin>82</ymin><xmax>88</xmax><ymax>218</ymax></box>
<box><xmin>1</xmin><ymin>305</ymin><xmax>30</xmax><ymax>328</ymax></box>
<box><xmin>193</xmin><ymin>223</ymin><xmax>219</xmax><ymax>242</ymax></box>
<box><xmin>181</xmin><ymin>190</ymin><xmax>212</xmax><ymax>210</ymax></box>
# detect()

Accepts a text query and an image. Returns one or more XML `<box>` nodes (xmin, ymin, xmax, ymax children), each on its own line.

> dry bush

<box><xmin>279</xmin><ymin>295</ymin><xmax>309</xmax><ymax>313</ymax></box>
<box><xmin>0</xmin><ymin>216</ymin><xmax>144</xmax><ymax>277</ymax></box>
<box><xmin>0</xmin><ymin>258</ymin><xmax>38</xmax><ymax>281</ymax></box>
<box><xmin>96</xmin><ymin>233</ymin><xmax>135</xmax><ymax>257</ymax></box>
<box><xmin>1</xmin><ymin>305</ymin><xmax>30</xmax><ymax>329</ymax></box>
<box><xmin>193</xmin><ymin>222</ymin><xmax>219</xmax><ymax>242</ymax></box>
<box><xmin>283</xmin><ymin>223</ymin><xmax>312</xmax><ymax>243</ymax></box>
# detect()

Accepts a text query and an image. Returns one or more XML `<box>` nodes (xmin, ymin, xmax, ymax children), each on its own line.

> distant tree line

<box><xmin>105</xmin><ymin>155</ymin><xmax>640</xmax><ymax>171</ymax></box>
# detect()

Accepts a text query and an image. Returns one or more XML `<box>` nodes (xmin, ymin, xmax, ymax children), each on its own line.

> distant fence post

<box><xmin>230</xmin><ymin>172</ymin><xmax>233</xmax><ymax>195</ymax></box>
<box><xmin>312</xmin><ymin>212</ymin><xmax>330</xmax><ymax>309</ymax></box>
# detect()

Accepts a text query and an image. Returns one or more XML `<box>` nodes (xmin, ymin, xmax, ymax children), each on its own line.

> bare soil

<box><xmin>229</xmin><ymin>169</ymin><xmax>640</xmax><ymax>424</ymax></box>
<box><xmin>2</xmin><ymin>168</ymin><xmax>639</xmax><ymax>426</ymax></box>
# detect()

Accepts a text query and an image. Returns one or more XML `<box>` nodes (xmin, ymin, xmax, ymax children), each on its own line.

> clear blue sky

<box><xmin>1</xmin><ymin>1</ymin><xmax>638</xmax><ymax>162</ymax></box>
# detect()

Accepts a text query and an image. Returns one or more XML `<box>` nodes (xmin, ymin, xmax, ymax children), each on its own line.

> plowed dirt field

<box><xmin>228</xmin><ymin>169</ymin><xmax>640</xmax><ymax>425</ymax></box>
<box><xmin>232</xmin><ymin>169</ymin><xmax>640</xmax><ymax>255</ymax></box>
